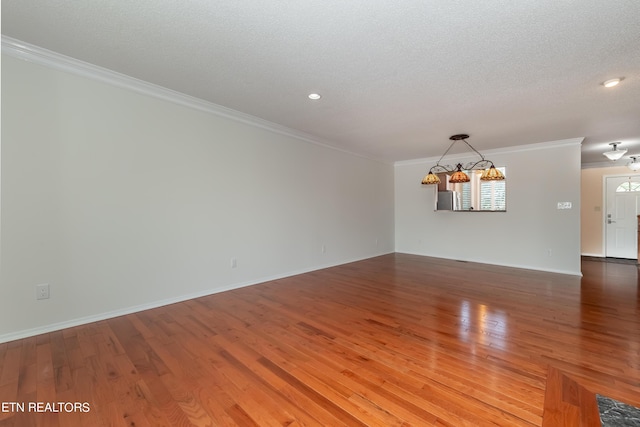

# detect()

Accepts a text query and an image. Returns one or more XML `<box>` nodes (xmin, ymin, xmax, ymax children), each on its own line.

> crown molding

<box><xmin>394</xmin><ymin>137</ymin><xmax>585</xmax><ymax>167</ymax></box>
<box><xmin>2</xmin><ymin>36</ymin><xmax>389</xmax><ymax>165</ymax></box>
<box><xmin>581</xmin><ymin>160</ymin><xmax>632</xmax><ymax>170</ymax></box>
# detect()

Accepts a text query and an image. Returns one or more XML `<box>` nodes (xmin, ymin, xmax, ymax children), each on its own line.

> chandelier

<box><xmin>603</xmin><ymin>142</ymin><xmax>627</xmax><ymax>161</ymax></box>
<box><xmin>421</xmin><ymin>134</ymin><xmax>505</xmax><ymax>185</ymax></box>
<box><xmin>628</xmin><ymin>156</ymin><xmax>640</xmax><ymax>171</ymax></box>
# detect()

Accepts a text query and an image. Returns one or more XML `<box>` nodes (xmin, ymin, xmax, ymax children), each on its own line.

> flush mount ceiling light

<box><xmin>603</xmin><ymin>142</ymin><xmax>627</xmax><ymax>161</ymax></box>
<box><xmin>421</xmin><ymin>134</ymin><xmax>505</xmax><ymax>185</ymax></box>
<box><xmin>602</xmin><ymin>78</ymin><xmax>623</xmax><ymax>88</ymax></box>
<box><xmin>628</xmin><ymin>157</ymin><xmax>640</xmax><ymax>171</ymax></box>
<box><xmin>308</xmin><ymin>93</ymin><xmax>322</xmax><ymax>100</ymax></box>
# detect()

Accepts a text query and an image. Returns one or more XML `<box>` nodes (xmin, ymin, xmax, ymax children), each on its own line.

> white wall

<box><xmin>395</xmin><ymin>139</ymin><xmax>583</xmax><ymax>275</ymax></box>
<box><xmin>0</xmin><ymin>54</ymin><xmax>395</xmax><ymax>342</ymax></box>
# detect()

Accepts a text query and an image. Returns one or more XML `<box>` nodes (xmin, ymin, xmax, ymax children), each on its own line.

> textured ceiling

<box><xmin>2</xmin><ymin>0</ymin><xmax>640</xmax><ymax>165</ymax></box>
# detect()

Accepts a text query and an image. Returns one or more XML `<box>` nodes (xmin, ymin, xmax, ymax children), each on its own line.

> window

<box><xmin>480</xmin><ymin>176</ymin><xmax>506</xmax><ymax>210</ymax></box>
<box><xmin>616</xmin><ymin>182</ymin><xmax>640</xmax><ymax>192</ymax></box>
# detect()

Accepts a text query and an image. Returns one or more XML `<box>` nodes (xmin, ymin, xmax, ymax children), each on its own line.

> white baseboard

<box><xmin>0</xmin><ymin>252</ymin><xmax>393</xmax><ymax>344</ymax></box>
<box><xmin>397</xmin><ymin>251</ymin><xmax>583</xmax><ymax>277</ymax></box>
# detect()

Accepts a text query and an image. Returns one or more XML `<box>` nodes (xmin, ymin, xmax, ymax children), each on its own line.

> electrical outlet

<box><xmin>36</xmin><ymin>283</ymin><xmax>50</xmax><ymax>300</ymax></box>
<box><xmin>231</xmin><ymin>258</ymin><xmax>237</xmax><ymax>268</ymax></box>
<box><xmin>321</xmin><ymin>245</ymin><xmax>326</xmax><ymax>254</ymax></box>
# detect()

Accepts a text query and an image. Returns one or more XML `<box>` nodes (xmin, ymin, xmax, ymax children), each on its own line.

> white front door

<box><xmin>605</xmin><ymin>175</ymin><xmax>640</xmax><ymax>259</ymax></box>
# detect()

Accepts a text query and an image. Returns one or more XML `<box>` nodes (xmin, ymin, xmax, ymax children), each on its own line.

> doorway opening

<box><xmin>604</xmin><ymin>174</ymin><xmax>640</xmax><ymax>259</ymax></box>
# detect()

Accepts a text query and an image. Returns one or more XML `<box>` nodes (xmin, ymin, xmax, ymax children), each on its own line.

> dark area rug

<box><xmin>597</xmin><ymin>395</ymin><xmax>640</xmax><ymax>426</ymax></box>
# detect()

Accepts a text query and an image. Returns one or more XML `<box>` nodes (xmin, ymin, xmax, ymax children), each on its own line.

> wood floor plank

<box><xmin>1</xmin><ymin>254</ymin><xmax>639</xmax><ymax>426</ymax></box>
<box><xmin>542</xmin><ymin>366</ymin><xmax>602</xmax><ymax>427</ymax></box>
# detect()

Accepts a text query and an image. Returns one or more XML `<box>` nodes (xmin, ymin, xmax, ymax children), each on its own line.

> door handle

<box><xmin>607</xmin><ymin>219</ymin><xmax>616</xmax><ymax>224</ymax></box>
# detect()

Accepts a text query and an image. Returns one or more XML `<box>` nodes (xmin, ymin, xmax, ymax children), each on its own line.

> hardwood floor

<box><xmin>0</xmin><ymin>254</ymin><xmax>638</xmax><ymax>426</ymax></box>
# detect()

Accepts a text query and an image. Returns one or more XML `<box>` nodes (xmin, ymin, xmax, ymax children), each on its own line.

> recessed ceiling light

<box><xmin>308</xmin><ymin>93</ymin><xmax>321</xmax><ymax>100</ymax></box>
<box><xmin>602</xmin><ymin>78</ymin><xmax>623</xmax><ymax>88</ymax></box>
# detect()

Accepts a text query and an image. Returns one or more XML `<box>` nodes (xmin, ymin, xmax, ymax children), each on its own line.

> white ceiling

<box><xmin>2</xmin><ymin>1</ymin><xmax>640</xmax><ymax>165</ymax></box>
